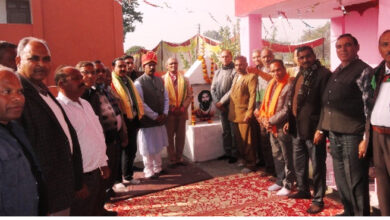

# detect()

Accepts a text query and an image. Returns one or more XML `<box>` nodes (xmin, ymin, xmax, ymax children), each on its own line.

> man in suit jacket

<box><xmin>258</xmin><ymin>59</ymin><xmax>294</xmax><ymax>196</ymax></box>
<box><xmin>16</xmin><ymin>37</ymin><xmax>84</xmax><ymax>216</ymax></box>
<box><xmin>228</xmin><ymin>56</ymin><xmax>258</xmax><ymax>174</ymax></box>
<box><xmin>362</xmin><ymin>30</ymin><xmax>390</xmax><ymax>216</ymax></box>
<box><xmin>284</xmin><ymin>46</ymin><xmax>331</xmax><ymax>214</ymax></box>
<box><xmin>163</xmin><ymin>57</ymin><xmax>193</xmax><ymax>167</ymax></box>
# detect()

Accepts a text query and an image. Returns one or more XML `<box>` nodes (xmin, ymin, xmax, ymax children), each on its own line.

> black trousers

<box><xmin>70</xmin><ymin>169</ymin><xmax>101</xmax><ymax>216</ymax></box>
<box><xmin>260</xmin><ymin>126</ymin><xmax>276</xmax><ymax>175</ymax></box>
<box><xmin>119</xmin><ymin>117</ymin><xmax>139</xmax><ymax>181</ymax></box>
<box><xmin>292</xmin><ymin>134</ymin><xmax>327</xmax><ymax>206</ymax></box>
<box><xmin>372</xmin><ymin>130</ymin><xmax>390</xmax><ymax>216</ymax></box>
<box><xmin>329</xmin><ymin>132</ymin><xmax>370</xmax><ymax>216</ymax></box>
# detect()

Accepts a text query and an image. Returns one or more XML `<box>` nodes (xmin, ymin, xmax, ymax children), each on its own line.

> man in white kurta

<box><xmin>134</xmin><ymin>51</ymin><xmax>169</xmax><ymax>179</ymax></box>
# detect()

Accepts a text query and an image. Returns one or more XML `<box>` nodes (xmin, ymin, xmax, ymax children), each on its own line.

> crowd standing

<box><xmin>0</xmin><ymin>30</ymin><xmax>390</xmax><ymax>216</ymax></box>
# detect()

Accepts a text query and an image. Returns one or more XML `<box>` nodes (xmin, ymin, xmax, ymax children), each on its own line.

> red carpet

<box><xmin>105</xmin><ymin>172</ymin><xmax>343</xmax><ymax>216</ymax></box>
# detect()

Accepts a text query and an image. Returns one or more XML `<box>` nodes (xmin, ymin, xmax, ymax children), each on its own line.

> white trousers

<box><xmin>142</xmin><ymin>151</ymin><xmax>162</xmax><ymax>178</ymax></box>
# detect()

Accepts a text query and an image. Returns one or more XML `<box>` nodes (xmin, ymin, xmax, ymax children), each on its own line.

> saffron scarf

<box><xmin>259</xmin><ymin>74</ymin><xmax>289</xmax><ymax>134</ymax></box>
<box><xmin>111</xmin><ymin>72</ymin><xmax>144</xmax><ymax>120</ymax></box>
<box><xmin>163</xmin><ymin>72</ymin><xmax>187</xmax><ymax>107</ymax></box>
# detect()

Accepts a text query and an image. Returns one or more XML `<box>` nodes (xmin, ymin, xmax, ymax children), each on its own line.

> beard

<box><xmin>199</xmin><ymin>101</ymin><xmax>211</xmax><ymax>111</ymax></box>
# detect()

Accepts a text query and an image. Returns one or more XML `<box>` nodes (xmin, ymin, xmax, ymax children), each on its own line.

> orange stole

<box><xmin>259</xmin><ymin>74</ymin><xmax>289</xmax><ymax>134</ymax></box>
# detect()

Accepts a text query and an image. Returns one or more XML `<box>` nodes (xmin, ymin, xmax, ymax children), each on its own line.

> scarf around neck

<box><xmin>164</xmin><ymin>72</ymin><xmax>187</xmax><ymax>107</ymax></box>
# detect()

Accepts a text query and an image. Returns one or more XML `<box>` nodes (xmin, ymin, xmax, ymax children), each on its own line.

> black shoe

<box><xmin>217</xmin><ymin>155</ymin><xmax>229</xmax><ymax>160</ymax></box>
<box><xmin>176</xmin><ymin>161</ymin><xmax>188</xmax><ymax>166</ymax></box>
<box><xmin>167</xmin><ymin>163</ymin><xmax>177</xmax><ymax>169</ymax></box>
<box><xmin>157</xmin><ymin>169</ymin><xmax>167</xmax><ymax>175</ymax></box>
<box><xmin>335</xmin><ymin>212</ymin><xmax>349</xmax><ymax>216</ymax></box>
<box><xmin>133</xmin><ymin>166</ymin><xmax>143</xmax><ymax>171</ymax></box>
<box><xmin>101</xmin><ymin>210</ymin><xmax>118</xmax><ymax>216</ymax></box>
<box><xmin>306</xmin><ymin>204</ymin><xmax>324</xmax><ymax>214</ymax></box>
<box><xmin>228</xmin><ymin>157</ymin><xmax>238</xmax><ymax>163</ymax></box>
<box><xmin>288</xmin><ymin>191</ymin><xmax>312</xmax><ymax>199</ymax></box>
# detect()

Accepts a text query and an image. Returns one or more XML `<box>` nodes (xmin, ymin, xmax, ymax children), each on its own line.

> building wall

<box><xmin>330</xmin><ymin>7</ymin><xmax>381</xmax><ymax>70</ymax></box>
<box><xmin>0</xmin><ymin>0</ymin><xmax>124</xmax><ymax>86</ymax></box>
<box><xmin>0</xmin><ymin>0</ymin><xmax>6</xmax><ymax>23</ymax></box>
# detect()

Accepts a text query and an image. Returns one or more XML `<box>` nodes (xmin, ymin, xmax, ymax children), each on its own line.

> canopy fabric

<box><xmin>130</xmin><ymin>35</ymin><xmax>324</xmax><ymax>72</ymax></box>
<box><xmin>262</xmin><ymin>38</ymin><xmax>325</xmax><ymax>53</ymax></box>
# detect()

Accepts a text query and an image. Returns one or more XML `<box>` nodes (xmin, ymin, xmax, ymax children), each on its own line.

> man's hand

<box><xmin>215</xmin><ymin>102</ymin><xmax>225</xmax><ymax>111</ymax></box>
<box><xmin>75</xmin><ymin>184</ymin><xmax>89</xmax><ymax>199</ymax></box>
<box><xmin>254</xmin><ymin>108</ymin><xmax>260</xmax><ymax>118</ymax></box>
<box><xmin>358</xmin><ymin>139</ymin><xmax>368</xmax><ymax>159</ymax></box>
<box><xmin>283</xmin><ymin>123</ymin><xmax>289</xmax><ymax>134</ymax></box>
<box><xmin>243</xmin><ymin>115</ymin><xmax>250</xmax><ymax>123</ymax></box>
<box><xmin>313</xmin><ymin>130</ymin><xmax>324</xmax><ymax>145</ymax></box>
<box><xmin>100</xmin><ymin>166</ymin><xmax>111</xmax><ymax>179</ymax></box>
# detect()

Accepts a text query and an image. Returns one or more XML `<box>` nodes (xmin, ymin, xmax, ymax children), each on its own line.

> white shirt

<box><xmin>57</xmin><ymin>92</ymin><xmax>108</xmax><ymax>172</ymax></box>
<box><xmin>371</xmin><ymin>65</ymin><xmax>390</xmax><ymax>127</ymax></box>
<box><xmin>40</xmin><ymin>93</ymin><xmax>73</xmax><ymax>153</ymax></box>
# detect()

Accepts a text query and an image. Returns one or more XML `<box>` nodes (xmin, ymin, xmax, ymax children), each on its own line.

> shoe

<box><xmin>306</xmin><ymin>204</ymin><xmax>324</xmax><ymax>214</ymax></box>
<box><xmin>101</xmin><ymin>209</ymin><xmax>118</xmax><ymax>216</ymax></box>
<box><xmin>123</xmin><ymin>178</ymin><xmax>141</xmax><ymax>185</ymax></box>
<box><xmin>112</xmin><ymin>183</ymin><xmax>128</xmax><ymax>192</ymax></box>
<box><xmin>288</xmin><ymin>191</ymin><xmax>311</xmax><ymax>199</ymax></box>
<box><xmin>237</xmin><ymin>160</ymin><xmax>245</xmax><ymax>167</ymax></box>
<box><xmin>217</xmin><ymin>155</ymin><xmax>229</xmax><ymax>160</ymax></box>
<box><xmin>167</xmin><ymin>163</ymin><xmax>177</xmax><ymax>169</ymax></box>
<box><xmin>228</xmin><ymin>157</ymin><xmax>238</xmax><ymax>164</ymax></box>
<box><xmin>145</xmin><ymin>173</ymin><xmax>159</xmax><ymax>179</ymax></box>
<box><xmin>157</xmin><ymin>169</ymin><xmax>167</xmax><ymax>175</ymax></box>
<box><xmin>335</xmin><ymin>212</ymin><xmax>348</xmax><ymax>216</ymax></box>
<box><xmin>259</xmin><ymin>172</ymin><xmax>270</xmax><ymax>177</ymax></box>
<box><xmin>176</xmin><ymin>161</ymin><xmax>188</xmax><ymax>166</ymax></box>
<box><xmin>241</xmin><ymin>167</ymin><xmax>252</xmax><ymax>174</ymax></box>
<box><xmin>268</xmin><ymin>183</ymin><xmax>282</xmax><ymax>191</ymax></box>
<box><xmin>276</xmin><ymin>187</ymin><xmax>291</xmax><ymax>196</ymax></box>
<box><xmin>268</xmin><ymin>176</ymin><xmax>277</xmax><ymax>182</ymax></box>
<box><xmin>133</xmin><ymin>166</ymin><xmax>143</xmax><ymax>171</ymax></box>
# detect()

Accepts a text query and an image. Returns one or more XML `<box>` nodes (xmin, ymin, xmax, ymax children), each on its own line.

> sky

<box><xmin>124</xmin><ymin>0</ymin><xmax>329</xmax><ymax>51</ymax></box>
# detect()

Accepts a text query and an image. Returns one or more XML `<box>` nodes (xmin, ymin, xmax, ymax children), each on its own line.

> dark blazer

<box><xmin>364</xmin><ymin>61</ymin><xmax>386</xmax><ymax>154</ymax></box>
<box><xmin>0</xmin><ymin>121</ymin><xmax>41</xmax><ymax>216</ymax></box>
<box><xmin>288</xmin><ymin>64</ymin><xmax>331</xmax><ymax>140</ymax></box>
<box><xmin>18</xmin><ymin>76</ymin><xmax>83</xmax><ymax>214</ymax></box>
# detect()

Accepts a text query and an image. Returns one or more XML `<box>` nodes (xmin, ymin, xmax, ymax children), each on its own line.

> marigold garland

<box><xmin>198</xmin><ymin>55</ymin><xmax>215</xmax><ymax>84</ymax></box>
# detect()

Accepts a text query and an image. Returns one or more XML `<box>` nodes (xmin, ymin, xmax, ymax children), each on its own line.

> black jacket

<box><xmin>19</xmin><ymin>76</ymin><xmax>83</xmax><ymax>214</ymax></box>
<box><xmin>288</xmin><ymin>63</ymin><xmax>331</xmax><ymax>140</ymax></box>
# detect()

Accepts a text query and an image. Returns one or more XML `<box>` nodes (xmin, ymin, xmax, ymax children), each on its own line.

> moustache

<box><xmin>78</xmin><ymin>83</ymin><xmax>86</xmax><ymax>88</ymax></box>
<box><xmin>33</xmin><ymin>67</ymin><xmax>48</xmax><ymax>73</ymax></box>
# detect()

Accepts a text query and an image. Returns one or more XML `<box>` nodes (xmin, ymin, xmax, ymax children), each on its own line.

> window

<box><xmin>6</xmin><ymin>0</ymin><xmax>31</xmax><ymax>24</ymax></box>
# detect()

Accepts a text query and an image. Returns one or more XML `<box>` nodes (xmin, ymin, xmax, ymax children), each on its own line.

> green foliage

<box><xmin>300</xmin><ymin>22</ymin><xmax>330</xmax><ymax>67</ymax></box>
<box><xmin>122</xmin><ymin>0</ymin><xmax>143</xmax><ymax>38</ymax></box>
<box><xmin>203</xmin><ymin>30</ymin><xmax>223</xmax><ymax>42</ymax></box>
<box><xmin>125</xmin><ymin>45</ymin><xmax>145</xmax><ymax>55</ymax></box>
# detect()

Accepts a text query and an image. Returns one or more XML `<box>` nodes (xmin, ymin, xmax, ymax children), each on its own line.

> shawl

<box><xmin>163</xmin><ymin>72</ymin><xmax>187</xmax><ymax>107</ymax></box>
<box><xmin>111</xmin><ymin>72</ymin><xmax>144</xmax><ymax>120</ymax></box>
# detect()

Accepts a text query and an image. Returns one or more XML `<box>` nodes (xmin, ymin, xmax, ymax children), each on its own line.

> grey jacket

<box><xmin>211</xmin><ymin>63</ymin><xmax>236</xmax><ymax>105</ymax></box>
<box><xmin>268</xmin><ymin>82</ymin><xmax>292</xmax><ymax>128</ymax></box>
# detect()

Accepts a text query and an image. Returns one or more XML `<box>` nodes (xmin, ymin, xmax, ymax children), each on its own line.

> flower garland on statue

<box><xmin>198</xmin><ymin>55</ymin><xmax>215</xmax><ymax>84</ymax></box>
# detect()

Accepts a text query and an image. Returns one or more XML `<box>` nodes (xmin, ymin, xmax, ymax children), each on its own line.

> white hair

<box><xmin>16</xmin><ymin>36</ymin><xmax>51</xmax><ymax>57</ymax></box>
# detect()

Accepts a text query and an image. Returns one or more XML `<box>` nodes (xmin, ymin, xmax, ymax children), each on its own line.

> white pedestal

<box><xmin>183</xmin><ymin>121</ymin><xmax>224</xmax><ymax>162</ymax></box>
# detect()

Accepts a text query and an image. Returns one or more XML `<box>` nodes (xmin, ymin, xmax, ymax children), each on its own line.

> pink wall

<box><xmin>0</xmin><ymin>0</ymin><xmax>124</xmax><ymax>86</ymax></box>
<box><xmin>235</xmin><ymin>0</ymin><xmax>284</xmax><ymax>16</ymax></box>
<box><xmin>330</xmin><ymin>7</ymin><xmax>381</xmax><ymax>70</ymax></box>
<box><xmin>239</xmin><ymin>14</ymin><xmax>263</xmax><ymax>66</ymax></box>
<box><xmin>378</xmin><ymin>0</ymin><xmax>390</xmax><ymax>40</ymax></box>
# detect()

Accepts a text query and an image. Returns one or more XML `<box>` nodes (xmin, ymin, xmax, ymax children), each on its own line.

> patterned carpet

<box><xmin>105</xmin><ymin>172</ymin><xmax>343</xmax><ymax>216</ymax></box>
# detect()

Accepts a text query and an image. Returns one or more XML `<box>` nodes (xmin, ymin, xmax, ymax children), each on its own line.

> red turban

<box><xmin>142</xmin><ymin>51</ymin><xmax>158</xmax><ymax>66</ymax></box>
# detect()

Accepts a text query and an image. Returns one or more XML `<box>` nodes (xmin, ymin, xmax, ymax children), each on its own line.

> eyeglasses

<box><xmin>96</xmin><ymin>69</ymin><xmax>105</xmax><ymax>73</ymax></box>
<box><xmin>81</xmin><ymin>70</ymin><xmax>96</xmax><ymax>75</ymax></box>
<box><xmin>27</xmin><ymin>55</ymin><xmax>51</xmax><ymax>63</ymax></box>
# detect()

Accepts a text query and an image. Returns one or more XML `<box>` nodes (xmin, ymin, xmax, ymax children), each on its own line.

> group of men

<box><xmin>0</xmin><ymin>37</ymin><xmax>192</xmax><ymax>216</ymax></box>
<box><xmin>210</xmin><ymin>30</ymin><xmax>390</xmax><ymax>216</ymax></box>
<box><xmin>1</xmin><ymin>29</ymin><xmax>390</xmax><ymax>216</ymax></box>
